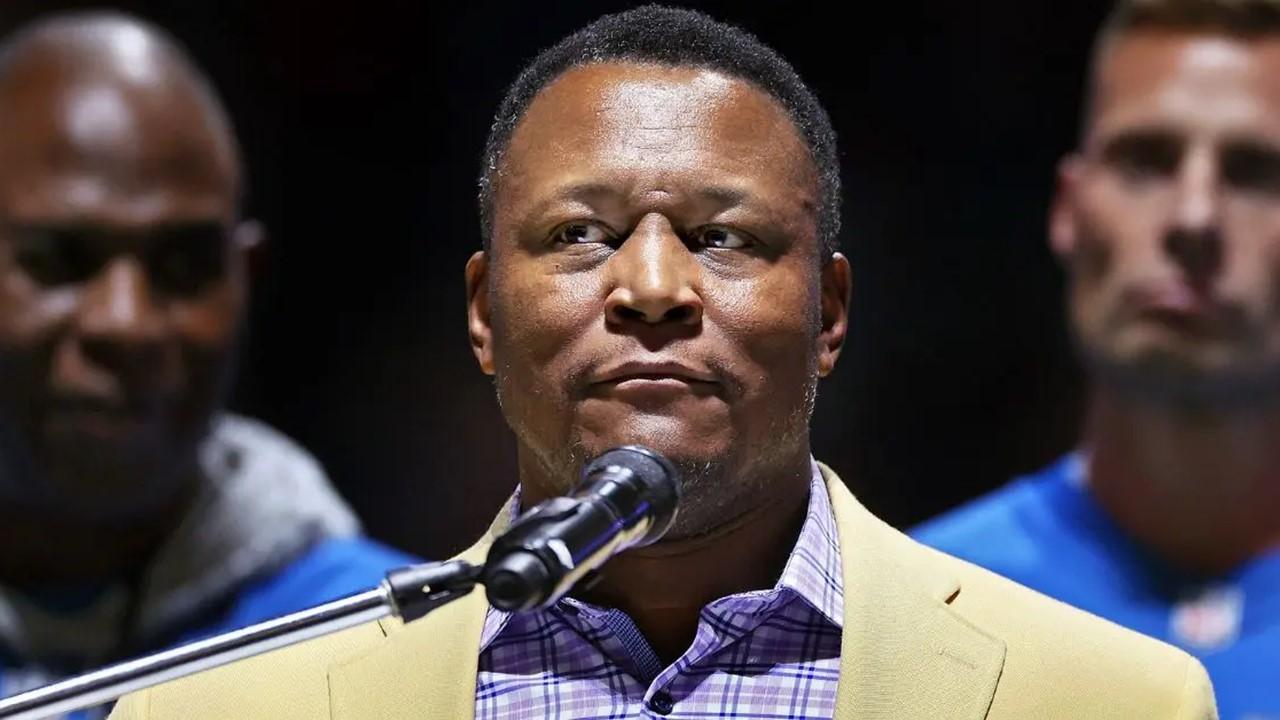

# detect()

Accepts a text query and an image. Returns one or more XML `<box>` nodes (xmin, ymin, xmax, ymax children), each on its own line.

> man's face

<box><xmin>467</xmin><ymin>63</ymin><xmax>850</xmax><ymax>535</ymax></box>
<box><xmin>0</xmin><ymin>63</ymin><xmax>250</xmax><ymax>520</ymax></box>
<box><xmin>1054</xmin><ymin>32</ymin><xmax>1280</xmax><ymax>406</ymax></box>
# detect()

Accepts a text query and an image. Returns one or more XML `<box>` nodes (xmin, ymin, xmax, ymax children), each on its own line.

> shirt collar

<box><xmin>775</xmin><ymin>459</ymin><xmax>844</xmax><ymax>628</ymax></box>
<box><xmin>480</xmin><ymin>458</ymin><xmax>844</xmax><ymax>648</ymax></box>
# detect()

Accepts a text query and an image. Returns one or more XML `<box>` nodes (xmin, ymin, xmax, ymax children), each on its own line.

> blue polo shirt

<box><xmin>913</xmin><ymin>453</ymin><xmax>1280</xmax><ymax>719</ymax></box>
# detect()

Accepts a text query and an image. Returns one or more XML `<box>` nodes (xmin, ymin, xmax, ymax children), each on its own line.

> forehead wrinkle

<box><xmin>594</xmin><ymin>72</ymin><xmax>743</xmax><ymax>143</ymax></box>
<box><xmin>592</xmin><ymin>66</ymin><xmax>738</xmax><ymax>112</ymax></box>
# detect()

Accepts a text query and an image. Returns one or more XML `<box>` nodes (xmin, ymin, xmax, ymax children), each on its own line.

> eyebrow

<box><xmin>528</xmin><ymin>180</ymin><xmax>755</xmax><ymax>216</ymax></box>
<box><xmin>540</xmin><ymin>181</ymin><xmax>618</xmax><ymax>209</ymax></box>
<box><xmin>1094</xmin><ymin>126</ymin><xmax>1280</xmax><ymax>171</ymax></box>
<box><xmin>1</xmin><ymin>220</ymin><xmax>230</xmax><ymax>249</ymax></box>
<box><xmin>1221</xmin><ymin>136</ymin><xmax>1280</xmax><ymax>160</ymax></box>
<box><xmin>1096</xmin><ymin>127</ymin><xmax>1182</xmax><ymax>158</ymax></box>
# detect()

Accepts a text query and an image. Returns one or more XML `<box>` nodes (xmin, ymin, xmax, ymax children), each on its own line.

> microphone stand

<box><xmin>0</xmin><ymin>560</ymin><xmax>482</xmax><ymax>720</ymax></box>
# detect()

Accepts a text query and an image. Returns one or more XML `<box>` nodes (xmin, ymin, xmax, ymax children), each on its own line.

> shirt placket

<box><xmin>644</xmin><ymin>592</ymin><xmax>789</xmax><ymax>717</ymax></box>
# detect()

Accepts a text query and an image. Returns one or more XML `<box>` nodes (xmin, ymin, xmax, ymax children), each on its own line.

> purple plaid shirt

<box><xmin>475</xmin><ymin>461</ymin><xmax>843</xmax><ymax>719</ymax></box>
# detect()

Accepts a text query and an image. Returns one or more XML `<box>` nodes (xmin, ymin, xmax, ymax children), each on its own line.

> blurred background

<box><xmin>0</xmin><ymin>0</ymin><xmax>1107</xmax><ymax>559</ymax></box>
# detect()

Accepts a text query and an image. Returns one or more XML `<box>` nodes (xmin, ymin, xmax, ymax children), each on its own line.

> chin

<box><xmin>574</xmin><ymin>402</ymin><xmax>728</xmax><ymax>451</ymax></box>
<box><xmin>575</xmin><ymin>433</ymin><xmax>729</xmax><ymax>474</ymax></box>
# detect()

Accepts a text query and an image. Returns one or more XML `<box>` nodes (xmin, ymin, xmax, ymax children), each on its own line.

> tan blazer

<box><xmin>111</xmin><ymin>465</ymin><xmax>1216</xmax><ymax>719</ymax></box>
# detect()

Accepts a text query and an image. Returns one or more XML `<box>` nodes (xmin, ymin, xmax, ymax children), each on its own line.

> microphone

<box><xmin>482</xmin><ymin>445</ymin><xmax>681</xmax><ymax>611</ymax></box>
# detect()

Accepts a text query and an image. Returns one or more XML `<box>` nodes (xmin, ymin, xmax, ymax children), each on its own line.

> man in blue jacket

<box><xmin>914</xmin><ymin>1</ymin><xmax>1280</xmax><ymax>717</ymax></box>
<box><xmin>0</xmin><ymin>12</ymin><xmax>413</xmax><ymax>717</ymax></box>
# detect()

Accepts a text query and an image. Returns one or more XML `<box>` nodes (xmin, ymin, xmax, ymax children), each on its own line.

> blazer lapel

<box><xmin>824</xmin><ymin>467</ymin><xmax>1006</xmax><ymax>719</ymax></box>
<box><xmin>328</xmin><ymin>505</ymin><xmax>512</xmax><ymax>720</ymax></box>
<box><xmin>331</xmin><ymin>475</ymin><xmax>1006</xmax><ymax>719</ymax></box>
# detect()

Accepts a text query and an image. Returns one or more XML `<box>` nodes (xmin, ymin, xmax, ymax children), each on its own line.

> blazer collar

<box><xmin>822</xmin><ymin>464</ymin><xmax>1005</xmax><ymax>719</ymax></box>
<box><xmin>330</xmin><ymin>470</ymin><xmax>1006</xmax><ymax>719</ymax></box>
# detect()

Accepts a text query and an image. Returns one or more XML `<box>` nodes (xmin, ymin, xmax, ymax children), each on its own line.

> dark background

<box><xmin>0</xmin><ymin>1</ymin><xmax>1106</xmax><ymax>559</ymax></box>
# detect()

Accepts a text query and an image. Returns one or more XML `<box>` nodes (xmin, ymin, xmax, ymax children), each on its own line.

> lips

<box><xmin>585</xmin><ymin>360</ymin><xmax>724</xmax><ymax>403</ymax></box>
<box><xmin>591</xmin><ymin>360</ymin><xmax>719</xmax><ymax>386</ymax></box>
<box><xmin>1127</xmin><ymin>282</ymin><xmax>1205</xmax><ymax>316</ymax></box>
<box><xmin>1119</xmin><ymin>280</ymin><xmax>1241</xmax><ymax>339</ymax></box>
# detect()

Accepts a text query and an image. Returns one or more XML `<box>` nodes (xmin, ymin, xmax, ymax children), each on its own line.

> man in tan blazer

<box><xmin>114</xmin><ymin>5</ymin><xmax>1216</xmax><ymax>719</ymax></box>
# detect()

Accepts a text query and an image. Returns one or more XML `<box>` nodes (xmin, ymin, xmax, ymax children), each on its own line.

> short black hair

<box><xmin>478</xmin><ymin>4</ymin><xmax>841</xmax><ymax>258</ymax></box>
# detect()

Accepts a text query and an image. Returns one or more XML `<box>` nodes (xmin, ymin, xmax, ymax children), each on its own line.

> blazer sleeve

<box><xmin>108</xmin><ymin>691</ymin><xmax>149</xmax><ymax>719</ymax></box>
<box><xmin>1177</xmin><ymin>658</ymin><xmax>1218</xmax><ymax>720</ymax></box>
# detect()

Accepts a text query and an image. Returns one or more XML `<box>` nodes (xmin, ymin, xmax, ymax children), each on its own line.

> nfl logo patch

<box><xmin>1170</xmin><ymin>585</ymin><xmax>1243</xmax><ymax>651</ymax></box>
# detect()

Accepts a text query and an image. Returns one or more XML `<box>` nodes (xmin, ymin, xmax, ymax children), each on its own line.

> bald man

<box><xmin>0</xmin><ymin>12</ymin><xmax>413</xmax><ymax>718</ymax></box>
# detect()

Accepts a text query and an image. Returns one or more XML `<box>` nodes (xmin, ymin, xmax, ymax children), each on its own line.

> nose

<box><xmin>604</xmin><ymin>214</ymin><xmax>703</xmax><ymax>329</ymax></box>
<box><xmin>1164</xmin><ymin>147</ymin><xmax>1223</xmax><ymax>285</ymax></box>
<box><xmin>75</xmin><ymin>256</ymin><xmax>166</xmax><ymax>377</ymax></box>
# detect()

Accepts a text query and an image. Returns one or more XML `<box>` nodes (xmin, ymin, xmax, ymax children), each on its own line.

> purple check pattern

<box><xmin>475</xmin><ymin>461</ymin><xmax>844</xmax><ymax>719</ymax></box>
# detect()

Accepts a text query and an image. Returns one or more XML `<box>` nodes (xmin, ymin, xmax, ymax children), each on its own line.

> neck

<box><xmin>1087</xmin><ymin>388</ymin><xmax>1280</xmax><ymax>575</ymax></box>
<box><xmin>518</xmin><ymin>450</ymin><xmax>813</xmax><ymax>664</ymax></box>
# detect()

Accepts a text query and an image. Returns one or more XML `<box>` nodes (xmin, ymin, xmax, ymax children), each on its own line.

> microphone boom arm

<box><xmin>0</xmin><ymin>560</ymin><xmax>481</xmax><ymax>720</ymax></box>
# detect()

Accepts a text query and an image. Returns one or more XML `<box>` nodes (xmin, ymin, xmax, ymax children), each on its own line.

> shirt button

<box><xmin>647</xmin><ymin>691</ymin><xmax>675</xmax><ymax>716</ymax></box>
